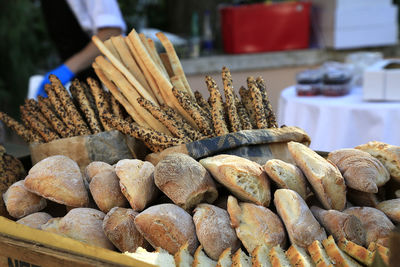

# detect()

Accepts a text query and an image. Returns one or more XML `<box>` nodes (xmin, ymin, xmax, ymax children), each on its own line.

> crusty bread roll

<box><xmin>311</xmin><ymin>206</ymin><xmax>366</xmax><ymax>246</ymax></box>
<box><xmin>217</xmin><ymin>248</ymin><xmax>232</xmax><ymax>267</ymax></box>
<box><xmin>85</xmin><ymin>161</ymin><xmax>114</xmax><ymax>184</ymax></box>
<box><xmin>134</xmin><ymin>203</ymin><xmax>199</xmax><ymax>255</ymax></box>
<box><xmin>24</xmin><ymin>155</ymin><xmax>89</xmax><ymax>207</ymax></box>
<box><xmin>251</xmin><ymin>245</ymin><xmax>271</xmax><ymax>267</ymax></box>
<box><xmin>322</xmin><ymin>236</ymin><xmax>362</xmax><ymax>267</ymax></box>
<box><xmin>307</xmin><ymin>240</ymin><xmax>334</xmax><ymax>267</ymax></box>
<box><xmin>89</xmin><ymin>168</ymin><xmax>128</xmax><ymax>213</ymax></box>
<box><xmin>200</xmin><ymin>154</ymin><xmax>270</xmax><ymax>206</ymax></box>
<box><xmin>232</xmin><ymin>248</ymin><xmax>251</xmax><ymax>267</ymax></box>
<box><xmin>328</xmin><ymin>148</ymin><xmax>389</xmax><ymax>192</ymax></box>
<box><xmin>274</xmin><ymin>189</ymin><xmax>326</xmax><ymax>249</ymax></box>
<box><xmin>346</xmin><ymin>188</ymin><xmax>379</xmax><ymax>207</ymax></box>
<box><xmin>269</xmin><ymin>246</ymin><xmax>291</xmax><ymax>267</ymax></box>
<box><xmin>41</xmin><ymin>217</ymin><xmax>62</xmax><ymax>233</ymax></box>
<box><xmin>16</xmin><ymin>212</ymin><xmax>52</xmax><ymax>229</ymax></box>
<box><xmin>174</xmin><ymin>243</ymin><xmax>194</xmax><ymax>267</ymax></box>
<box><xmin>356</xmin><ymin>141</ymin><xmax>400</xmax><ymax>182</ymax></box>
<box><xmin>344</xmin><ymin>206</ymin><xmax>394</xmax><ymax>246</ymax></box>
<box><xmin>285</xmin><ymin>244</ymin><xmax>314</xmax><ymax>267</ymax></box>
<box><xmin>227</xmin><ymin>195</ymin><xmax>286</xmax><ymax>254</ymax></box>
<box><xmin>3</xmin><ymin>180</ymin><xmax>47</xmax><ymax>218</ymax></box>
<box><xmin>193</xmin><ymin>245</ymin><xmax>217</xmax><ymax>267</ymax></box>
<box><xmin>263</xmin><ymin>159</ymin><xmax>309</xmax><ymax>199</ymax></box>
<box><xmin>115</xmin><ymin>159</ymin><xmax>158</xmax><ymax>212</ymax></box>
<box><xmin>288</xmin><ymin>141</ymin><xmax>346</xmax><ymax>211</ymax></box>
<box><xmin>193</xmin><ymin>203</ymin><xmax>240</xmax><ymax>260</ymax></box>
<box><xmin>103</xmin><ymin>207</ymin><xmax>149</xmax><ymax>253</ymax></box>
<box><xmin>377</xmin><ymin>198</ymin><xmax>400</xmax><ymax>223</ymax></box>
<box><xmin>154</xmin><ymin>153</ymin><xmax>218</xmax><ymax>211</ymax></box>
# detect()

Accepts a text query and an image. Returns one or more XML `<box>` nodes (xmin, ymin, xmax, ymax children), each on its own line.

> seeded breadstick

<box><xmin>0</xmin><ymin>111</ymin><xmax>40</xmax><ymax>143</ymax></box>
<box><xmin>109</xmin><ymin>92</ymin><xmax>125</xmax><ymax>119</ymax></box>
<box><xmin>161</xmin><ymin>104</ymin><xmax>205</xmax><ymax>141</ymax></box>
<box><xmin>143</xmin><ymin>141</ymin><xmax>169</xmax><ymax>153</ymax></box>
<box><xmin>70</xmin><ymin>79</ymin><xmax>103</xmax><ymax>134</ymax></box>
<box><xmin>20</xmin><ymin>105</ymin><xmax>59</xmax><ymax>142</ymax></box>
<box><xmin>20</xmin><ymin>115</ymin><xmax>44</xmax><ymax>143</ymax></box>
<box><xmin>239</xmin><ymin>86</ymin><xmax>257</xmax><ymax>128</ymax></box>
<box><xmin>24</xmin><ymin>99</ymin><xmax>54</xmax><ymax>131</ymax></box>
<box><xmin>49</xmin><ymin>75</ymin><xmax>91</xmax><ymax>135</ymax></box>
<box><xmin>137</xmin><ymin>97</ymin><xmax>192</xmax><ymax>143</ymax></box>
<box><xmin>247</xmin><ymin>77</ymin><xmax>268</xmax><ymax>129</ymax></box>
<box><xmin>37</xmin><ymin>96</ymin><xmax>74</xmax><ymax>138</ymax></box>
<box><xmin>86</xmin><ymin>77</ymin><xmax>113</xmax><ymax>131</ymax></box>
<box><xmin>234</xmin><ymin>94</ymin><xmax>253</xmax><ymax>130</ymax></box>
<box><xmin>205</xmin><ymin>76</ymin><xmax>229</xmax><ymax>136</ymax></box>
<box><xmin>102</xmin><ymin>112</ymin><xmax>185</xmax><ymax>146</ymax></box>
<box><xmin>256</xmin><ymin>77</ymin><xmax>278</xmax><ymax>128</ymax></box>
<box><xmin>194</xmin><ymin>91</ymin><xmax>211</xmax><ymax>115</ymax></box>
<box><xmin>172</xmin><ymin>87</ymin><xmax>214</xmax><ymax>137</ymax></box>
<box><xmin>222</xmin><ymin>66</ymin><xmax>242</xmax><ymax>132</ymax></box>
<box><xmin>81</xmin><ymin>82</ymin><xmax>102</xmax><ymax>126</ymax></box>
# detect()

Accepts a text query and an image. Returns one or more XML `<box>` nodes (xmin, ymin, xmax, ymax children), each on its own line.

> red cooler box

<box><xmin>220</xmin><ymin>2</ymin><xmax>311</xmax><ymax>54</ymax></box>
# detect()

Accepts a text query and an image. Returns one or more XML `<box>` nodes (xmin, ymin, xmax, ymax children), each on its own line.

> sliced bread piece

<box><xmin>367</xmin><ymin>242</ymin><xmax>389</xmax><ymax>266</ymax></box>
<box><xmin>286</xmin><ymin>244</ymin><xmax>315</xmax><ymax>267</ymax></box>
<box><xmin>216</xmin><ymin>247</ymin><xmax>232</xmax><ymax>267</ymax></box>
<box><xmin>232</xmin><ymin>248</ymin><xmax>252</xmax><ymax>267</ymax></box>
<box><xmin>125</xmin><ymin>247</ymin><xmax>175</xmax><ymax>267</ymax></box>
<box><xmin>269</xmin><ymin>246</ymin><xmax>291</xmax><ymax>267</ymax></box>
<box><xmin>307</xmin><ymin>240</ymin><xmax>334</xmax><ymax>267</ymax></box>
<box><xmin>337</xmin><ymin>238</ymin><xmax>374</xmax><ymax>266</ymax></box>
<box><xmin>322</xmin><ymin>235</ymin><xmax>362</xmax><ymax>267</ymax></box>
<box><xmin>174</xmin><ymin>243</ymin><xmax>194</xmax><ymax>267</ymax></box>
<box><xmin>251</xmin><ymin>245</ymin><xmax>272</xmax><ymax>267</ymax></box>
<box><xmin>193</xmin><ymin>245</ymin><xmax>217</xmax><ymax>267</ymax></box>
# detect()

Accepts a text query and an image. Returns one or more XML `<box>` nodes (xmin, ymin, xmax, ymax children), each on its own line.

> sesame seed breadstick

<box><xmin>86</xmin><ymin>77</ymin><xmax>113</xmax><ymax>131</ymax></box>
<box><xmin>239</xmin><ymin>86</ymin><xmax>257</xmax><ymax>128</ymax></box>
<box><xmin>109</xmin><ymin>92</ymin><xmax>125</xmax><ymax>119</ymax></box>
<box><xmin>137</xmin><ymin>97</ymin><xmax>192</xmax><ymax>143</ymax></box>
<box><xmin>70</xmin><ymin>79</ymin><xmax>102</xmax><ymax>134</ymax></box>
<box><xmin>49</xmin><ymin>75</ymin><xmax>91</xmax><ymax>135</ymax></box>
<box><xmin>20</xmin><ymin>105</ymin><xmax>59</xmax><ymax>142</ymax></box>
<box><xmin>234</xmin><ymin>94</ymin><xmax>253</xmax><ymax>130</ymax></box>
<box><xmin>256</xmin><ymin>77</ymin><xmax>278</xmax><ymax>128</ymax></box>
<box><xmin>205</xmin><ymin>76</ymin><xmax>229</xmax><ymax>136</ymax></box>
<box><xmin>24</xmin><ymin>99</ymin><xmax>55</xmax><ymax>131</ymax></box>
<box><xmin>172</xmin><ymin>87</ymin><xmax>214</xmax><ymax>137</ymax></box>
<box><xmin>20</xmin><ymin>115</ymin><xmax>44</xmax><ymax>143</ymax></box>
<box><xmin>247</xmin><ymin>77</ymin><xmax>268</xmax><ymax>129</ymax></box>
<box><xmin>37</xmin><ymin>96</ymin><xmax>74</xmax><ymax>138</ymax></box>
<box><xmin>194</xmin><ymin>91</ymin><xmax>211</xmax><ymax>115</ymax></box>
<box><xmin>143</xmin><ymin>141</ymin><xmax>169</xmax><ymax>153</ymax></box>
<box><xmin>0</xmin><ymin>111</ymin><xmax>39</xmax><ymax>143</ymax></box>
<box><xmin>222</xmin><ymin>66</ymin><xmax>242</xmax><ymax>132</ymax></box>
<box><xmin>81</xmin><ymin>82</ymin><xmax>102</xmax><ymax>129</ymax></box>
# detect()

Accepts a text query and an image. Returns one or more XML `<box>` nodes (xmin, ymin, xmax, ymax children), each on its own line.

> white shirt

<box><xmin>66</xmin><ymin>0</ymin><xmax>127</xmax><ymax>36</ymax></box>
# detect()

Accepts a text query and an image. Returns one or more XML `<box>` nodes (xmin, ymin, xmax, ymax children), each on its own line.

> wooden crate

<box><xmin>0</xmin><ymin>217</ymin><xmax>153</xmax><ymax>267</ymax></box>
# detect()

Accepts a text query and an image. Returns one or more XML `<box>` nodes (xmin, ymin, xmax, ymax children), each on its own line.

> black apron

<box><xmin>41</xmin><ymin>0</ymin><xmax>97</xmax><ymax>83</ymax></box>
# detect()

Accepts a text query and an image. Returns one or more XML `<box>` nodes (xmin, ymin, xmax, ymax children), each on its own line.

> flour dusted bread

<box><xmin>115</xmin><ymin>159</ymin><xmax>158</xmax><ymax>212</ymax></box>
<box><xmin>288</xmin><ymin>141</ymin><xmax>346</xmax><ymax>211</ymax></box>
<box><xmin>356</xmin><ymin>141</ymin><xmax>400</xmax><ymax>182</ymax></box>
<box><xmin>200</xmin><ymin>154</ymin><xmax>270</xmax><ymax>206</ymax></box>
<box><xmin>328</xmin><ymin>148</ymin><xmax>389</xmax><ymax>192</ymax></box>
<box><xmin>85</xmin><ymin>161</ymin><xmax>114</xmax><ymax>184</ymax></box>
<box><xmin>274</xmin><ymin>189</ymin><xmax>326</xmax><ymax>249</ymax></box>
<box><xmin>154</xmin><ymin>153</ymin><xmax>218</xmax><ymax>211</ymax></box>
<box><xmin>377</xmin><ymin>198</ymin><xmax>400</xmax><ymax>223</ymax></box>
<box><xmin>227</xmin><ymin>195</ymin><xmax>286</xmax><ymax>254</ymax></box>
<box><xmin>24</xmin><ymin>155</ymin><xmax>89</xmax><ymax>207</ymax></box>
<box><xmin>264</xmin><ymin>159</ymin><xmax>309</xmax><ymax>199</ymax></box>
<box><xmin>134</xmin><ymin>203</ymin><xmax>199</xmax><ymax>255</ymax></box>
<box><xmin>3</xmin><ymin>180</ymin><xmax>47</xmax><ymax>218</ymax></box>
<box><xmin>193</xmin><ymin>203</ymin><xmax>240</xmax><ymax>260</ymax></box>
<box><xmin>103</xmin><ymin>207</ymin><xmax>149</xmax><ymax>252</ymax></box>
<box><xmin>16</xmin><ymin>212</ymin><xmax>52</xmax><ymax>229</ymax></box>
<box><xmin>89</xmin><ymin>168</ymin><xmax>128</xmax><ymax>213</ymax></box>
<box><xmin>344</xmin><ymin>206</ymin><xmax>394</xmax><ymax>246</ymax></box>
<box><xmin>311</xmin><ymin>206</ymin><xmax>366</xmax><ymax>246</ymax></box>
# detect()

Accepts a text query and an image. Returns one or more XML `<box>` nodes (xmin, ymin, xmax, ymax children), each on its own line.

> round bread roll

<box><xmin>115</xmin><ymin>159</ymin><xmax>158</xmax><ymax>212</ymax></box>
<box><xmin>41</xmin><ymin>217</ymin><xmax>62</xmax><ymax>233</ymax></box>
<box><xmin>154</xmin><ymin>153</ymin><xmax>218</xmax><ymax>211</ymax></box>
<box><xmin>103</xmin><ymin>207</ymin><xmax>150</xmax><ymax>252</ymax></box>
<box><xmin>89</xmin><ymin>169</ymin><xmax>128</xmax><ymax>213</ymax></box>
<box><xmin>193</xmin><ymin>203</ymin><xmax>240</xmax><ymax>260</ymax></box>
<box><xmin>3</xmin><ymin>180</ymin><xmax>47</xmax><ymax>218</ymax></box>
<box><xmin>24</xmin><ymin>155</ymin><xmax>89</xmax><ymax>207</ymax></box>
<box><xmin>85</xmin><ymin>161</ymin><xmax>114</xmax><ymax>184</ymax></box>
<box><xmin>134</xmin><ymin>203</ymin><xmax>199</xmax><ymax>255</ymax></box>
<box><xmin>377</xmin><ymin>198</ymin><xmax>400</xmax><ymax>223</ymax></box>
<box><xmin>16</xmin><ymin>212</ymin><xmax>53</xmax><ymax>229</ymax></box>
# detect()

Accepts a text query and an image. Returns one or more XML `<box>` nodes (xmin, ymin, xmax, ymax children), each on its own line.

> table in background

<box><xmin>277</xmin><ymin>86</ymin><xmax>400</xmax><ymax>152</ymax></box>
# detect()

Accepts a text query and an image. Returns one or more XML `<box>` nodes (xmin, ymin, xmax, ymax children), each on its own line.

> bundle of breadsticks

<box><xmin>0</xmin><ymin>75</ymin><xmax>128</xmax><ymax>143</ymax></box>
<box><xmin>91</xmin><ymin>28</ymin><xmax>278</xmax><ymax>153</ymax></box>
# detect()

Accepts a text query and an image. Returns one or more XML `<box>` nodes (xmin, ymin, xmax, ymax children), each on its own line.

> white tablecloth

<box><xmin>278</xmin><ymin>86</ymin><xmax>400</xmax><ymax>152</ymax></box>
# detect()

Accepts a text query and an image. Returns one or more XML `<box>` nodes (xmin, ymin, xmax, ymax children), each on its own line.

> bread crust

<box><xmin>16</xmin><ymin>212</ymin><xmax>52</xmax><ymax>229</ymax></box>
<box><xmin>377</xmin><ymin>198</ymin><xmax>400</xmax><ymax>223</ymax></box>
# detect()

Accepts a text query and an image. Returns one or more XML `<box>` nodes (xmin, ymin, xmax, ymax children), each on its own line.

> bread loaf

<box><xmin>310</xmin><ymin>206</ymin><xmax>366</xmax><ymax>246</ymax></box>
<box><xmin>274</xmin><ymin>189</ymin><xmax>326</xmax><ymax>249</ymax></box>
<box><xmin>85</xmin><ymin>161</ymin><xmax>114</xmax><ymax>184</ymax></box>
<box><xmin>217</xmin><ymin>248</ymin><xmax>232</xmax><ymax>267</ymax></box>
<box><xmin>263</xmin><ymin>159</ymin><xmax>309</xmax><ymax>199</ymax></box>
<box><xmin>356</xmin><ymin>141</ymin><xmax>400</xmax><ymax>182</ymax></box>
<box><xmin>103</xmin><ymin>207</ymin><xmax>150</xmax><ymax>253</ymax></box>
<box><xmin>227</xmin><ymin>195</ymin><xmax>286</xmax><ymax>254</ymax></box>
<box><xmin>115</xmin><ymin>159</ymin><xmax>158</xmax><ymax>211</ymax></box>
<box><xmin>377</xmin><ymin>198</ymin><xmax>400</xmax><ymax>223</ymax></box>
<box><xmin>200</xmin><ymin>154</ymin><xmax>270</xmax><ymax>206</ymax></box>
<box><xmin>3</xmin><ymin>180</ymin><xmax>47</xmax><ymax>218</ymax></box>
<box><xmin>154</xmin><ymin>153</ymin><xmax>218</xmax><ymax>211</ymax></box>
<box><xmin>193</xmin><ymin>245</ymin><xmax>217</xmax><ymax>267</ymax></box>
<box><xmin>328</xmin><ymin>148</ymin><xmax>389</xmax><ymax>192</ymax></box>
<box><xmin>41</xmin><ymin>217</ymin><xmax>62</xmax><ymax>233</ymax></box>
<box><xmin>344</xmin><ymin>206</ymin><xmax>394</xmax><ymax>246</ymax></box>
<box><xmin>193</xmin><ymin>203</ymin><xmax>240</xmax><ymax>260</ymax></box>
<box><xmin>269</xmin><ymin>246</ymin><xmax>291</xmax><ymax>267</ymax></box>
<box><xmin>288</xmin><ymin>141</ymin><xmax>346</xmax><ymax>211</ymax></box>
<box><xmin>174</xmin><ymin>243</ymin><xmax>194</xmax><ymax>267</ymax></box>
<box><xmin>251</xmin><ymin>245</ymin><xmax>271</xmax><ymax>267</ymax></box>
<box><xmin>16</xmin><ymin>212</ymin><xmax>52</xmax><ymax>229</ymax></box>
<box><xmin>24</xmin><ymin>155</ymin><xmax>89</xmax><ymax>207</ymax></box>
<box><xmin>134</xmin><ymin>203</ymin><xmax>199</xmax><ymax>255</ymax></box>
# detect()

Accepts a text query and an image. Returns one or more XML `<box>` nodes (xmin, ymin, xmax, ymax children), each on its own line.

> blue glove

<box><xmin>35</xmin><ymin>64</ymin><xmax>75</xmax><ymax>98</ymax></box>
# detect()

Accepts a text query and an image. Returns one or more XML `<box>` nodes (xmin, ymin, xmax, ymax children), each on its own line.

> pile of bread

<box><xmin>2</xmin><ymin>140</ymin><xmax>400</xmax><ymax>266</ymax></box>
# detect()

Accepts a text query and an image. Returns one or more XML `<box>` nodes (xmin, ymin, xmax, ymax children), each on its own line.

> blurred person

<box><xmin>35</xmin><ymin>0</ymin><xmax>126</xmax><ymax>98</ymax></box>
